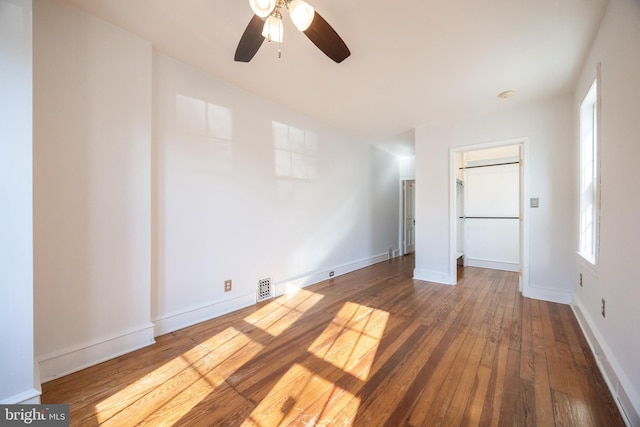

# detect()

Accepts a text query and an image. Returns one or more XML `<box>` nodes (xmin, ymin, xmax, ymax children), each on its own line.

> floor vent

<box><xmin>257</xmin><ymin>277</ymin><xmax>273</xmax><ymax>302</ymax></box>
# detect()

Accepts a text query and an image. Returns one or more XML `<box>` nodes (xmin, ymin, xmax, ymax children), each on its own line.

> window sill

<box><xmin>576</xmin><ymin>252</ymin><xmax>599</xmax><ymax>277</ymax></box>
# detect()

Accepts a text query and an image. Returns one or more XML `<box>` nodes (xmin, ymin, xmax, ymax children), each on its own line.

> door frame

<box><xmin>449</xmin><ymin>137</ymin><xmax>529</xmax><ymax>292</ymax></box>
<box><xmin>401</xmin><ymin>179</ymin><xmax>416</xmax><ymax>255</ymax></box>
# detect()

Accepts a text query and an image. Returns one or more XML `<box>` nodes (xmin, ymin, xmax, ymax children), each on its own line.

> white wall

<box><xmin>415</xmin><ymin>94</ymin><xmax>575</xmax><ymax>302</ymax></box>
<box><xmin>465</xmin><ymin>145</ymin><xmax>519</xmax><ymax>164</ymax></box>
<box><xmin>572</xmin><ymin>0</ymin><xmax>640</xmax><ymax>423</ymax></box>
<box><xmin>153</xmin><ymin>54</ymin><xmax>399</xmax><ymax>333</ymax></box>
<box><xmin>0</xmin><ymin>0</ymin><xmax>39</xmax><ymax>404</ymax></box>
<box><xmin>33</xmin><ymin>0</ymin><xmax>154</xmax><ymax>381</ymax></box>
<box><xmin>31</xmin><ymin>0</ymin><xmax>399</xmax><ymax>380</ymax></box>
<box><xmin>399</xmin><ymin>155</ymin><xmax>416</xmax><ymax>180</ymax></box>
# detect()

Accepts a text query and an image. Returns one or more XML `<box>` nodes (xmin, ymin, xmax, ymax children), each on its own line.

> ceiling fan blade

<box><xmin>303</xmin><ymin>11</ymin><xmax>350</xmax><ymax>63</ymax></box>
<box><xmin>235</xmin><ymin>15</ymin><xmax>265</xmax><ymax>62</ymax></box>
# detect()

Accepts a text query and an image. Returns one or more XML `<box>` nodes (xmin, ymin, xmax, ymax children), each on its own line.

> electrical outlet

<box><xmin>329</xmin><ymin>271</ymin><xmax>335</xmax><ymax>277</ymax></box>
<box><xmin>579</xmin><ymin>273</ymin><xmax>583</xmax><ymax>287</ymax></box>
<box><xmin>224</xmin><ymin>279</ymin><xmax>232</xmax><ymax>292</ymax></box>
<box><xmin>601</xmin><ymin>298</ymin><xmax>605</xmax><ymax>318</ymax></box>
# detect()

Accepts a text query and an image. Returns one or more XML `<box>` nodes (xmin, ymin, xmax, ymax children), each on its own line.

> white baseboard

<box><xmin>275</xmin><ymin>253</ymin><xmax>390</xmax><ymax>295</ymax></box>
<box><xmin>32</xmin><ymin>360</ymin><xmax>41</xmax><ymax>403</ymax></box>
<box><xmin>413</xmin><ymin>268</ymin><xmax>456</xmax><ymax>285</ymax></box>
<box><xmin>155</xmin><ymin>253</ymin><xmax>390</xmax><ymax>336</ymax></box>
<box><xmin>523</xmin><ymin>284</ymin><xmax>572</xmax><ymax>304</ymax></box>
<box><xmin>37</xmin><ymin>254</ymin><xmax>394</xmax><ymax>382</ymax></box>
<box><xmin>0</xmin><ymin>388</ymin><xmax>41</xmax><ymax>405</ymax></box>
<box><xmin>464</xmin><ymin>258</ymin><xmax>519</xmax><ymax>272</ymax></box>
<box><xmin>572</xmin><ymin>296</ymin><xmax>640</xmax><ymax>427</ymax></box>
<box><xmin>153</xmin><ymin>294</ymin><xmax>257</xmax><ymax>336</ymax></box>
<box><xmin>38</xmin><ymin>323</ymin><xmax>155</xmax><ymax>383</ymax></box>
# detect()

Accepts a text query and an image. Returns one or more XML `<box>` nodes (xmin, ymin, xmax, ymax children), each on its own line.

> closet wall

<box><xmin>461</xmin><ymin>146</ymin><xmax>520</xmax><ymax>272</ymax></box>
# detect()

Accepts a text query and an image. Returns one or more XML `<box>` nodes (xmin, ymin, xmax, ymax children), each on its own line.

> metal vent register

<box><xmin>257</xmin><ymin>277</ymin><xmax>273</xmax><ymax>302</ymax></box>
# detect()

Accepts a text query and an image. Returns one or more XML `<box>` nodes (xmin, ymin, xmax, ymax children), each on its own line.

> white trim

<box><xmin>154</xmin><ymin>253</ymin><xmax>390</xmax><ymax>336</ymax></box>
<box><xmin>153</xmin><ymin>294</ymin><xmax>256</xmax><ymax>336</ymax></box>
<box><xmin>0</xmin><ymin>388</ymin><xmax>41</xmax><ymax>405</ymax></box>
<box><xmin>398</xmin><ymin>180</ymin><xmax>405</xmax><ymax>255</ymax></box>
<box><xmin>38</xmin><ymin>324</ymin><xmax>155</xmax><ymax>383</ymax></box>
<box><xmin>464</xmin><ymin>258</ymin><xmax>519</xmax><ymax>272</ymax></box>
<box><xmin>572</xmin><ymin>296</ymin><xmax>639</xmax><ymax>427</ymax></box>
<box><xmin>33</xmin><ymin>360</ymin><xmax>41</xmax><ymax>403</ymax></box>
<box><xmin>578</xmin><ymin>70</ymin><xmax>601</xmax><ymax>268</ymax></box>
<box><xmin>576</xmin><ymin>250</ymin><xmax>600</xmax><ymax>277</ymax></box>
<box><xmin>276</xmin><ymin>252</ymin><xmax>390</xmax><ymax>295</ymax></box>
<box><xmin>522</xmin><ymin>285</ymin><xmax>571</xmax><ymax>304</ymax></box>
<box><xmin>413</xmin><ymin>268</ymin><xmax>456</xmax><ymax>285</ymax></box>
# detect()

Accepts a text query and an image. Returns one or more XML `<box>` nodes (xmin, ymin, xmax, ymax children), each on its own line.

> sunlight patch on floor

<box><xmin>92</xmin><ymin>290</ymin><xmax>367</xmax><ymax>426</ymax></box>
<box><xmin>94</xmin><ymin>326</ymin><xmax>264</xmax><ymax>425</ymax></box>
<box><xmin>244</xmin><ymin>301</ymin><xmax>388</xmax><ymax>425</ymax></box>
<box><xmin>308</xmin><ymin>301</ymin><xmax>389</xmax><ymax>381</ymax></box>
<box><xmin>244</xmin><ymin>363</ymin><xmax>361</xmax><ymax>426</ymax></box>
<box><xmin>244</xmin><ymin>288</ymin><xmax>324</xmax><ymax>336</ymax></box>
<box><xmin>100</xmin><ymin>354</ymin><xmax>227</xmax><ymax>426</ymax></box>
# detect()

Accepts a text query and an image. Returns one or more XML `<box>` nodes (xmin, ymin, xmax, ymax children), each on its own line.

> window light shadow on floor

<box><xmin>90</xmin><ymin>285</ymin><xmax>388</xmax><ymax>425</ymax></box>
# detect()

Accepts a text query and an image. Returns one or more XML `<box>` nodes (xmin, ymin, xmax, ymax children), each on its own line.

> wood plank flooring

<box><xmin>41</xmin><ymin>255</ymin><xmax>625</xmax><ymax>426</ymax></box>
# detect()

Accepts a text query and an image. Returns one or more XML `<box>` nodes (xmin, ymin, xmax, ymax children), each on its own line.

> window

<box><xmin>579</xmin><ymin>79</ymin><xmax>599</xmax><ymax>264</ymax></box>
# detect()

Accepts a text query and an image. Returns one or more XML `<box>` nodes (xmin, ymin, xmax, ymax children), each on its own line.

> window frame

<box><xmin>578</xmin><ymin>76</ymin><xmax>600</xmax><ymax>266</ymax></box>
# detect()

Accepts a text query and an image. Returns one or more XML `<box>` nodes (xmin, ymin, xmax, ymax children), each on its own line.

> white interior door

<box><xmin>403</xmin><ymin>180</ymin><xmax>416</xmax><ymax>254</ymax></box>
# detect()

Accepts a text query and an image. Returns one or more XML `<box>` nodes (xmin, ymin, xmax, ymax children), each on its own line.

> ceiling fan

<box><xmin>234</xmin><ymin>0</ymin><xmax>351</xmax><ymax>63</ymax></box>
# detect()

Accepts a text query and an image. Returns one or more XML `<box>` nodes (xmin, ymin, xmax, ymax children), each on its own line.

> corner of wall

<box><xmin>38</xmin><ymin>324</ymin><xmax>155</xmax><ymax>383</ymax></box>
<box><xmin>0</xmin><ymin>389</ymin><xmax>41</xmax><ymax>405</ymax></box>
<box><xmin>413</xmin><ymin>268</ymin><xmax>456</xmax><ymax>286</ymax></box>
<box><xmin>523</xmin><ymin>284</ymin><xmax>572</xmax><ymax>304</ymax></box>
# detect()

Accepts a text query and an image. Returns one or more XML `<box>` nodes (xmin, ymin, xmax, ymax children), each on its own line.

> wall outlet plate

<box><xmin>224</xmin><ymin>279</ymin><xmax>232</xmax><ymax>292</ymax></box>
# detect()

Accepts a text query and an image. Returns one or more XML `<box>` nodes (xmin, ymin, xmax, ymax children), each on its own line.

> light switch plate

<box><xmin>530</xmin><ymin>198</ymin><xmax>539</xmax><ymax>208</ymax></box>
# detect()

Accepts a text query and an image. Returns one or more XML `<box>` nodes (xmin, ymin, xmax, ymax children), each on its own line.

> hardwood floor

<box><xmin>41</xmin><ymin>255</ymin><xmax>625</xmax><ymax>426</ymax></box>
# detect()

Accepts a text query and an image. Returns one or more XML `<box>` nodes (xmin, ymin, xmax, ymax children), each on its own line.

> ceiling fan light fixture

<box><xmin>235</xmin><ymin>0</ymin><xmax>350</xmax><ymax>63</ymax></box>
<box><xmin>262</xmin><ymin>15</ymin><xmax>284</xmax><ymax>42</ymax></box>
<box><xmin>288</xmin><ymin>0</ymin><xmax>315</xmax><ymax>31</ymax></box>
<box><xmin>249</xmin><ymin>0</ymin><xmax>276</xmax><ymax>18</ymax></box>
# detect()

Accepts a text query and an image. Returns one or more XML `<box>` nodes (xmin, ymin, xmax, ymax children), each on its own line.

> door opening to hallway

<box><xmin>403</xmin><ymin>179</ymin><xmax>415</xmax><ymax>255</ymax></box>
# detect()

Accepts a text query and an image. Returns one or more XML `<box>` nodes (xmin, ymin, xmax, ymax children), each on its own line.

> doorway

<box><xmin>402</xmin><ymin>180</ymin><xmax>416</xmax><ymax>255</ymax></box>
<box><xmin>450</xmin><ymin>139</ymin><xmax>528</xmax><ymax>292</ymax></box>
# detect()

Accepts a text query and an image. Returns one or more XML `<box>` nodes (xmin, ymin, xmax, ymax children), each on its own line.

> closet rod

<box><xmin>459</xmin><ymin>216</ymin><xmax>519</xmax><ymax>219</ymax></box>
<box><xmin>458</xmin><ymin>161</ymin><xmax>519</xmax><ymax>170</ymax></box>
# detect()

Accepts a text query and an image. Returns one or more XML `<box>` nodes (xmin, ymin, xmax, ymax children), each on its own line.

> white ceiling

<box><xmin>60</xmin><ymin>0</ymin><xmax>609</xmax><ymax>154</ymax></box>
